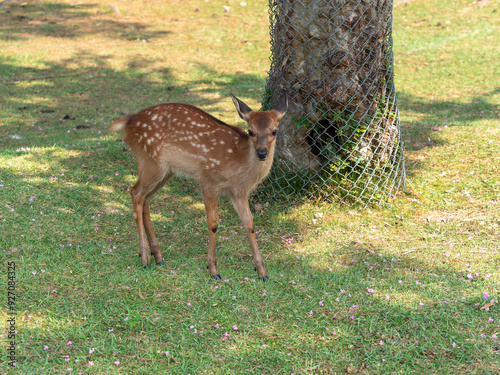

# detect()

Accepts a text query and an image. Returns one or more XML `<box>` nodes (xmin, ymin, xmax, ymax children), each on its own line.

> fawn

<box><xmin>109</xmin><ymin>93</ymin><xmax>287</xmax><ymax>280</ymax></box>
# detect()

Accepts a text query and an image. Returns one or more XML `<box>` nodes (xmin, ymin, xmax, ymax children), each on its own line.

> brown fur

<box><xmin>109</xmin><ymin>94</ymin><xmax>287</xmax><ymax>278</ymax></box>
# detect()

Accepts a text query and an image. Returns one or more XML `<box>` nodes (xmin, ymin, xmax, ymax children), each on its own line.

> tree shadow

<box><xmin>0</xmin><ymin>1</ymin><xmax>170</xmax><ymax>41</ymax></box>
<box><xmin>396</xmin><ymin>87</ymin><xmax>499</xmax><ymax>179</ymax></box>
<box><xmin>0</xmin><ymin>44</ymin><xmax>280</xmax><ymax>279</ymax></box>
<box><xmin>10</xmin><ymin>222</ymin><xmax>497</xmax><ymax>372</ymax></box>
<box><xmin>398</xmin><ymin>87</ymin><xmax>499</xmax><ymax>151</ymax></box>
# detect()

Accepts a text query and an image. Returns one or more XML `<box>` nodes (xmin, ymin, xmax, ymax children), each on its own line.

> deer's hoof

<box><xmin>261</xmin><ymin>275</ymin><xmax>269</xmax><ymax>282</ymax></box>
<box><xmin>157</xmin><ymin>259</ymin><xmax>166</xmax><ymax>266</ymax></box>
<box><xmin>211</xmin><ymin>274</ymin><xmax>222</xmax><ymax>280</ymax></box>
<box><xmin>143</xmin><ymin>263</ymin><xmax>151</xmax><ymax>269</ymax></box>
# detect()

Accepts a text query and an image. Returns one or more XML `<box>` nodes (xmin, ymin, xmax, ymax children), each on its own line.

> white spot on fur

<box><xmin>152</xmin><ymin>114</ymin><xmax>158</xmax><ymax>121</ymax></box>
<box><xmin>227</xmin><ymin>149</ymin><xmax>233</xmax><ymax>153</ymax></box>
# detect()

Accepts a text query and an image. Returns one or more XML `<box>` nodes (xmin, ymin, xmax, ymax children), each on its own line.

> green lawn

<box><xmin>1</xmin><ymin>0</ymin><xmax>499</xmax><ymax>373</ymax></box>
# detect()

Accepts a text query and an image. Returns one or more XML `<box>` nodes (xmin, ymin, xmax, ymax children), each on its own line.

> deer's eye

<box><xmin>271</xmin><ymin>129</ymin><xmax>278</xmax><ymax>136</ymax></box>
<box><xmin>248</xmin><ymin>130</ymin><xmax>254</xmax><ymax>137</ymax></box>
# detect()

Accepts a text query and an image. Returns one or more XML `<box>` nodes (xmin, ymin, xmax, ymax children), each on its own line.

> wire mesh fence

<box><xmin>257</xmin><ymin>0</ymin><xmax>405</xmax><ymax>206</ymax></box>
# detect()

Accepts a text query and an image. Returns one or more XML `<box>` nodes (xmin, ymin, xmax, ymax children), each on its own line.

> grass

<box><xmin>1</xmin><ymin>0</ymin><xmax>499</xmax><ymax>373</ymax></box>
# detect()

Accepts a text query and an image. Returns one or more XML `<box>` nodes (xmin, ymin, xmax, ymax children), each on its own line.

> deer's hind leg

<box><xmin>131</xmin><ymin>162</ymin><xmax>171</xmax><ymax>268</ymax></box>
<box><xmin>201</xmin><ymin>187</ymin><xmax>221</xmax><ymax>279</ymax></box>
<box><xmin>143</xmin><ymin>173</ymin><xmax>173</xmax><ymax>265</ymax></box>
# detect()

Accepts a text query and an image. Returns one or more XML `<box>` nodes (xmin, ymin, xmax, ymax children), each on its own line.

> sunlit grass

<box><xmin>1</xmin><ymin>0</ymin><xmax>499</xmax><ymax>373</ymax></box>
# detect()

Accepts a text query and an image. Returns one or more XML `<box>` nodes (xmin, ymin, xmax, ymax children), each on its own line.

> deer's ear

<box><xmin>272</xmin><ymin>93</ymin><xmax>288</xmax><ymax>120</ymax></box>
<box><xmin>231</xmin><ymin>94</ymin><xmax>253</xmax><ymax>122</ymax></box>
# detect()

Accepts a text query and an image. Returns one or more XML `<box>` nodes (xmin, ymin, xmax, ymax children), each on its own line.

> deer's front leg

<box><xmin>202</xmin><ymin>189</ymin><xmax>221</xmax><ymax>279</ymax></box>
<box><xmin>231</xmin><ymin>195</ymin><xmax>268</xmax><ymax>280</ymax></box>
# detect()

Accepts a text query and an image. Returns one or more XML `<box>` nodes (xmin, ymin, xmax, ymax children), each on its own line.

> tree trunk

<box><xmin>263</xmin><ymin>0</ymin><xmax>404</xmax><ymax>204</ymax></box>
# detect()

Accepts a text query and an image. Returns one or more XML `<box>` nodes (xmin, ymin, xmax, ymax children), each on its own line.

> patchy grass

<box><xmin>1</xmin><ymin>0</ymin><xmax>499</xmax><ymax>373</ymax></box>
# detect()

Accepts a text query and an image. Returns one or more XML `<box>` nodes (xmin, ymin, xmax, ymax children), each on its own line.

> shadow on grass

<box><xmin>398</xmin><ymin>88</ymin><xmax>499</xmax><ymax>152</ymax></box>
<box><xmin>396</xmin><ymin>87</ymin><xmax>499</xmax><ymax>180</ymax></box>
<box><xmin>2</xmin><ymin>54</ymin><xmax>497</xmax><ymax>369</ymax></box>
<box><xmin>0</xmin><ymin>46</ymin><xmax>284</xmax><ymax>277</ymax></box>
<box><xmin>10</xmin><ymin>233</ymin><xmax>498</xmax><ymax>372</ymax></box>
<box><xmin>398</xmin><ymin>88</ymin><xmax>500</xmax><ymax>127</ymax></box>
<box><xmin>0</xmin><ymin>1</ymin><xmax>171</xmax><ymax>41</ymax></box>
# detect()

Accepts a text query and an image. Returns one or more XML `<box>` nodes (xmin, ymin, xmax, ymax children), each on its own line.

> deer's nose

<box><xmin>256</xmin><ymin>149</ymin><xmax>268</xmax><ymax>160</ymax></box>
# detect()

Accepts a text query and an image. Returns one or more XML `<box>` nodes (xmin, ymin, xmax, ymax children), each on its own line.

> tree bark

<box><xmin>265</xmin><ymin>0</ymin><xmax>400</xmax><ymax>172</ymax></box>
